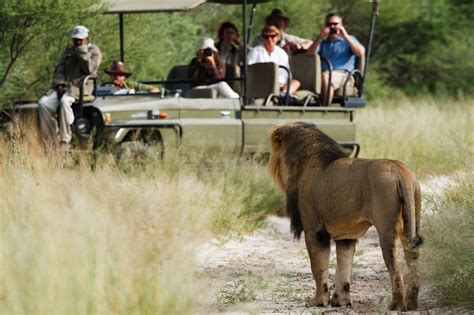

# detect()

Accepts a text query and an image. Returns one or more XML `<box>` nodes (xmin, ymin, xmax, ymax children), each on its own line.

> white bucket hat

<box><xmin>72</xmin><ymin>25</ymin><xmax>89</xmax><ymax>39</ymax></box>
<box><xmin>197</xmin><ymin>37</ymin><xmax>218</xmax><ymax>52</ymax></box>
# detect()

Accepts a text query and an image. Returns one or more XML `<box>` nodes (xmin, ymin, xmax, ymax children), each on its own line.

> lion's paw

<box><xmin>305</xmin><ymin>297</ymin><xmax>328</xmax><ymax>307</ymax></box>
<box><xmin>330</xmin><ymin>292</ymin><xmax>352</xmax><ymax>307</ymax></box>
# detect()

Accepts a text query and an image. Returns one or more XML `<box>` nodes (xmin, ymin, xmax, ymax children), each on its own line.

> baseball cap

<box><xmin>72</xmin><ymin>25</ymin><xmax>89</xmax><ymax>39</ymax></box>
<box><xmin>197</xmin><ymin>38</ymin><xmax>218</xmax><ymax>52</ymax></box>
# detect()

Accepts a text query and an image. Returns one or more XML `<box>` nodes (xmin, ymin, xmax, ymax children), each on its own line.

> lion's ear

<box><xmin>272</xmin><ymin>128</ymin><xmax>283</xmax><ymax>146</ymax></box>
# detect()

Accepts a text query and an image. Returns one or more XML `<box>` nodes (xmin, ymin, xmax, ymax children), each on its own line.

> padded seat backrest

<box><xmin>184</xmin><ymin>88</ymin><xmax>217</xmax><ymax>98</ymax></box>
<box><xmin>290</xmin><ymin>54</ymin><xmax>321</xmax><ymax>94</ymax></box>
<box><xmin>334</xmin><ymin>56</ymin><xmax>365</xmax><ymax>97</ymax></box>
<box><xmin>247</xmin><ymin>62</ymin><xmax>279</xmax><ymax>99</ymax></box>
<box><xmin>165</xmin><ymin>65</ymin><xmax>191</xmax><ymax>92</ymax></box>
<box><xmin>225</xmin><ymin>64</ymin><xmax>241</xmax><ymax>95</ymax></box>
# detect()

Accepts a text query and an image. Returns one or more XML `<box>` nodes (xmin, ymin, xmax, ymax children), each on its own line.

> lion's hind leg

<box><xmin>331</xmin><ymin>239</ymin><xmax>357</xmax><ymax>307</ymax></box>
<box><xmin>400</xmin><ymin>234</ymin><xmax>420</xmax><ymax>310</ymax></box>
<box><xmin>305</xmin><ymin>229</ymin><xmax>331</xmax><ymax>307</ymax></box>
<box><xmin>378</xmin><ymin>233</ymin><xmax>407</xmax><ymax>311</ymax></box>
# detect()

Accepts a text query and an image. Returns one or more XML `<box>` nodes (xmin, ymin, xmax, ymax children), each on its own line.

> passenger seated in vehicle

<box><xmin>188</xmin><ymin>38</ymin><xmax>239</xmax><ymax>98</ymax></box>
<box><xmin>104</xmin><ymin>61</ymin><xmax>160</xmax><ymax>94</ymax></box>
<box><xmin>308</xmin><ymin>13</ymin><xmax>365</xmax><ymax>106</ymax></box>
<box><xmin>248</xmin><ymin>25</ymin><xmax>301</xmax><ymax>96</ymax></box>
<box><xmin>215</xmin><ymin>22</ymin><xmax>242</xmax><ymax>67</ymax></box>
<box><xmin>252</xmin><ymin>9</ymin><xmax>313</xmax><ymax>54</ymax></box>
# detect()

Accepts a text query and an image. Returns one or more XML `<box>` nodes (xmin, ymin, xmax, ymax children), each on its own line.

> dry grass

<box><xmin>0</xmin><ymin>134</ymin><xmax>281</xmax><ymax>313</ymax></box>
<box><xmin>357</xmin><ymin>98</ymin><xmax>473</xmax><ymax>176</ymax></box>
<box><xmin>0</xmin><ymin>97</ymin><xmax>472</xmax><ymax>312</ymax></box>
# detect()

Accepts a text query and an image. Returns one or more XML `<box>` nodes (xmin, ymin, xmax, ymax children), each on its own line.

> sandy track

<box><xmin>196</xmin><ymin>176</ymin><xmax>465</xmax><ymax>314</ymax></box>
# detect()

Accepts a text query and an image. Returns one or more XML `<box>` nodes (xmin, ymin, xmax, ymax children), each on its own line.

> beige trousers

<box><xmin>38</xmin><ymin>90</ymin><xmax>76</xmax><ymax>145</ymax></box>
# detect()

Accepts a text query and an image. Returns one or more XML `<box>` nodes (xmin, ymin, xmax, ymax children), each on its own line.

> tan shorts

<box><xmin>326</xmin><ymin>71</ymin><xmax>354</xmax><ymax>90</ymax></box>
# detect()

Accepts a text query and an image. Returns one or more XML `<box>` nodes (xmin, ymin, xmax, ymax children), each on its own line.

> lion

<box><xmin>268</xmin><ymin>122</ymin><xmax>423</xmax><ymax>311</ymax></box>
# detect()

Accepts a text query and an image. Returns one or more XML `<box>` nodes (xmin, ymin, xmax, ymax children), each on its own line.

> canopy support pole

<box><xmin>119</xmin><ymin>13</ymin><xmax>125</xmax><ymax>62</ymax></box>
<box><xmin>360</xmin><ymin>0</ymin><xmax>378</xmax><ymax>96</ymax></box>
<box><xmin>242</xmin><ymin>0</ymin><xmax>248</xmax><ymax>105</ymax></box>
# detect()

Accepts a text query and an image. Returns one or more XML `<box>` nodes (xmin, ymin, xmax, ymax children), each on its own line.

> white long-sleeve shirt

<box><xmin>247</xmin><ymin>44</ymin><xmax>290</xmax><ymax>86</ymax></box>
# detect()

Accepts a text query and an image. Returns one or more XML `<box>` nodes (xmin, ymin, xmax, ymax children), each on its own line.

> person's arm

<box><xmin>75</xmin><ymin>44</ymin><xmax>102</xmax><ymax>75</ymax></box>
<box><xmin>284</xmin><ymin>33</ymin><xmax>313</xmax><ymax>51</ymax></box>
<box><xmin>307</xmin><ymin>27</ymin><xmax>330</xmax><ymax>55</ymax></box>
<box><xmin>339</xmin><ymin>26</ymin><xmax>365</xmax><ymax>57</ymax></box>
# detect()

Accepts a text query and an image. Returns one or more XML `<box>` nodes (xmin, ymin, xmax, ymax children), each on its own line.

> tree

<box><xmin>0</xmin><ymin>0</ymin><xmax>103</xmax><ymax>92</ymax></box>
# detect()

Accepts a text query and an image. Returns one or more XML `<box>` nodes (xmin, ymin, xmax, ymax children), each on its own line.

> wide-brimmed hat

<box><xmin>104</xmin><ymin>61</ymin><xmax>132</xmax><ymax>77</ymax></box>
<box><xmin>197</xmin><ymin>37</ymin><xmax>218</xmax><ymax>52</ymax></box>
<box><xmin>265</xmin><ymin>9</ymin><xmax>290</xmax><ymax>26</ymax></box>
<box><xmin>72</xmin><ymin>25</ymin><xmax>89</xmax><ymax>39</ymax></box>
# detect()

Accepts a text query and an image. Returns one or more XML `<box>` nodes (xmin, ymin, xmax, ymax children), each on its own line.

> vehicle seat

<box><xmin>290</xmin><ymin>54</ymin><xmax>321</xmax><ymax>106</ymax></box>
<box><xmin>225</xmin><ymin>64</ymin><xmax>241</xmax><ymax>95</ymax></box>
<box><xmin>247</xmin><ymin>62</ymin><xmax>280</xmax><ymax>106</ymax></box>
<box><xmin>165</xmin><ymin>65</ymin><xmax>218</xmax><ymax>98</ymax></box>
<box><xmin>164</xmin><ymin>65</ymin><xmax>192</xmax><ymax>95</ymax></box>
<box><xmin>184</xmin><ymin>88</ymin><xmax>217</xmax><ymax>98</ymax></box>
<box><xmin>334</xmin><ymin>56</ymin><xmax>365</xmax><ymax>98</ymax></box>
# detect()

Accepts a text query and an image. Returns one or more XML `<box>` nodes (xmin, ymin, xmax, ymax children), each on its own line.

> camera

<box><xmin>329</xmin><ymin>27</ymin><xmax>337</xmax><ymax>35</ymax></box>
<box><xmin>203</xmin><ymin>48</ymin><xmax>213</xmax><ymax>57</ymax></box>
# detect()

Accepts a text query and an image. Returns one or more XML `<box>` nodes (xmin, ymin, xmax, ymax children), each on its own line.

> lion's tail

<box><xmin>287</xmin><ymin>191</ymin><xmax>303</xmax><ymax>240</ymax></box>
<box><xmin>398</xmin><ymin>173</ymin><xmax>424</xmax><ymax>247</ymax></box>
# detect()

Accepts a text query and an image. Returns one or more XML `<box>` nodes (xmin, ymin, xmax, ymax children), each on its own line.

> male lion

<box><xmin>268</xmin><ymin>122</ymin><xmax>423</xmax><ymax>311</ymax></box>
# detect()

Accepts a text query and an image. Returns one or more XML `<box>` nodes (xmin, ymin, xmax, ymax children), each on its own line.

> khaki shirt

<box><xmin>52</xmin><ymin>44</ymin><xmax>102</xmax><ymax>99</ymax></box>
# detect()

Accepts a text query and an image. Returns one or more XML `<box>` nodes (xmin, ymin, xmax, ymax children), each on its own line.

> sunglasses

<box><xmin>262</xmin><ymin>34</ymin><xmax>277</xmax><ymax>39</ymax></box>
<box><xmin>326</xmin><ymin>22</ymin><xmax>339</xmax><ymax>26</ymax></box>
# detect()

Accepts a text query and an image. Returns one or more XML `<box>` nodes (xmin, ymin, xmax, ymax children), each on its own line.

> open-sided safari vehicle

<box><xmin>2</xmin><ymin>0</ymin><xmax>379</xmax><ymax>157</ymax></box>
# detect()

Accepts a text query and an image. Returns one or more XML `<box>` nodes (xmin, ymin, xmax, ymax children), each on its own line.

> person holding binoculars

<box><xmin>308</xmin><ymin>13</ymin><xmax>365</xmax><ymax>106</ymax></box>
<box><xmin>187</xmin><ymin>37</ymin><xmax>239</xmax><ymax>98</ymax></box>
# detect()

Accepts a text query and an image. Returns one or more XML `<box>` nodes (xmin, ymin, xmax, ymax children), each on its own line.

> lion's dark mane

<box><xmin>281</xmin><ymin>122</ymin><xmax>347</xmax><ymax>239</ymax></box>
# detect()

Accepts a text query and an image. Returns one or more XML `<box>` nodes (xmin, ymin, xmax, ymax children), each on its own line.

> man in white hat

<box><xmin>38</xmin><ymin>25</ymin><xmax>102</xmax><ymax>149</ymax></box>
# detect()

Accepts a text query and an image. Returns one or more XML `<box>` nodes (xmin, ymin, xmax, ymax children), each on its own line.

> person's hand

<box><xmin>336</xmin><ymin>24</ymin><xmax>349</xmax><ymax>38</ymax></box>
<box><xmin>56</xmin><ymin>84</ymin><xmax>65</xmax><ymax>100</ymax></box>
<box><xmin>204</xmin><ymin>55</ymin><xmax>216</xmax><ymax>68</ymax></box>
<box><xmin>283</xmin><ymin>41</ymin><xmax>300</xmax><ymax>52</ymax></box>
<box><xmin>319</xmin><ymin>27</ymin><xmax>330</xmax><ymax>39</ymax></box>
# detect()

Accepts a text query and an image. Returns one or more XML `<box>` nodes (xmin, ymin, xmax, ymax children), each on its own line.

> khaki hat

<box><xmin>197</xmin><ymin>38</ymin><xmax>218</xmax><ymax>52</ymax></box>
<box><xmin>104</xmin><ymin>61</ymin><xmax>132</xmax><ymax>77</ymax></box>
<box><xmin>72</xmin><ymin>25</ymin><xmax>89</xmax><ymax>39</ymax></box>
<box><xmin>265</xmin><ymin>9</ymin><xmax>290</xmax><ymax>26</ymax></box>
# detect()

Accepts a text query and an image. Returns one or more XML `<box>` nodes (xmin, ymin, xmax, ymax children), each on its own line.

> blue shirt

<box><xmin>319</xmin><ymin>36</ymin><xmax>359</xmax><ymax>72</ymax></box>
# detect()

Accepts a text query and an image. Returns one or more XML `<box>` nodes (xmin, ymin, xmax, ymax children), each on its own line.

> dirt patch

<box><xmin>195</xmin><ymin>177</ymin><xmax>467</xmax><ymax>314</ymax></box>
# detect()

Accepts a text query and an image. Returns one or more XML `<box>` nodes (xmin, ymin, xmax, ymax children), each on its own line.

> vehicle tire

<box><xmin>116</xmin><ymin>129</ymin><xmax>164</xmax><ymax>164</ymax></box>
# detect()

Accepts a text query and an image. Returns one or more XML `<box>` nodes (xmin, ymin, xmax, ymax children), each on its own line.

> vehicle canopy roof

<box><xmin>103</xmin><ymin>0</ymin><xmax>273</xmax><ymax>14</ymax></box>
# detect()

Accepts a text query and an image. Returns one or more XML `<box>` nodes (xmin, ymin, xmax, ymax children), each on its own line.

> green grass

<box><xmin>422</xmin><ymin>169</ymin><xmax>474</xmax><ymax>308</ymax></box>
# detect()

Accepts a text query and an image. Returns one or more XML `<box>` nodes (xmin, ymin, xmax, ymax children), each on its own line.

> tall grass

<box><xmin>422</xmin><ymin>169</ymin><xmax>474</xmax><ymax>308</ymax></box>
<box><xmin>0</xmin><ymin>98</ymin><xmax>472</xmax><ymax>312</ymax></box>
<box><xmin>357</xmin><ymin>98</ymin><xmax>473</xmax><ymax>176</ymax></box>
<box><xmin>0</xmin><ymin>132</ymin><xmax>282</xmax><ymax>313</ymax></box>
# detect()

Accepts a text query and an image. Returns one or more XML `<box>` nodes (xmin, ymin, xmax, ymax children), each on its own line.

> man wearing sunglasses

<box><xmin>308</xmin><ymin>13</ymin><xmax>365</xmax><ymax>106</ymax></box>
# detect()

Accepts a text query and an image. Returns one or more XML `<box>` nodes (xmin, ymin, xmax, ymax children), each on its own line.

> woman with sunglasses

<box><xmin>247</xmin><ymin>25</ymin><xmax>301</xmax><ymax>96</ymax></box>
<box><xmin>308</xmin><ymin>13</ymin><xmax>365</xmax><ymax>106</ymax></box>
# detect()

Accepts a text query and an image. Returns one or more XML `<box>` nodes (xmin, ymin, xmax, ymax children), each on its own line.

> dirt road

<box><xmin>196</xmin><ymin>176</ymin><xmax>463</xmax><ymax>314</ymax></box>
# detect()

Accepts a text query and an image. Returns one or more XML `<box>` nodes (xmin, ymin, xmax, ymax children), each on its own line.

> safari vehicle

<box><xmin>2</xmin><ymin>0</ymin><xmax>379</xmax><ymax>157</ymax></box>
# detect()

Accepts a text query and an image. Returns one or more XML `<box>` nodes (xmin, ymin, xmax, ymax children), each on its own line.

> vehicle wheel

<box><xmin>116</xmin><ymin>129</ymin><xmax>164</xmax><ymax>164</ymax></box>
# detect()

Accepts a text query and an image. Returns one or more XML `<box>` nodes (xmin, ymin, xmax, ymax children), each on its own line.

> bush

<box><xmin>422</xmin><ymin>170</ymin><xmax>474</xmax><ymax>308</ymax></box>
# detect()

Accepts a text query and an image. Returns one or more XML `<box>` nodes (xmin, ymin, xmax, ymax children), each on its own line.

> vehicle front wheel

<box><xmin>116</xmin><ymin>129</ymin><xmax>164</xmax><ymax>165</ymax></box>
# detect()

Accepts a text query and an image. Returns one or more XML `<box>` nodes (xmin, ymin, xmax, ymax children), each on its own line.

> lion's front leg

<box><xmin>331</xmin><ymin>239</ymin><xmax>357</xmax><ymax>307</ymax></box>
<box><xmin>305</xmin><ymin>229</ymin><xmax>331</xmax><ymax>307</ymax></box>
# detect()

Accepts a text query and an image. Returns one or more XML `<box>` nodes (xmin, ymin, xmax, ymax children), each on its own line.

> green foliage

<box><xmin>1</xmin><ymin>0</ymin><xmax>473</xmax><ymax>103</ymax></box>
<box><xmin>423</xmin><ymin>170</ymin><xmax>474</xmax><ymax>308</ymax></box>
